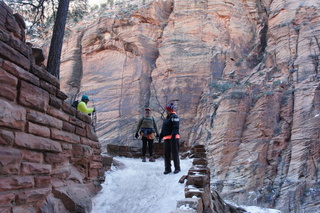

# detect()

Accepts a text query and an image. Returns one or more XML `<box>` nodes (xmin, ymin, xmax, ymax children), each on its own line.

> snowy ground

<box><xmin>91</xmin><ymin>157</ymin><xmax>281</xmax><ymax>213</ymax></box>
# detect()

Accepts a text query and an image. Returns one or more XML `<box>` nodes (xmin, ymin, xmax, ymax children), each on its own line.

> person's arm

<box><xmin>77</xmin><ymin>102</ymin><xmax>94</xmax><ymax>114</ymax></box>
<box><xmin>135</xmin><ymin>118</ymin><xmax>143</xmax><ymax>134</ymax></box>
<box><xmin>135</xmin><ymin>118</ymin><xmax>143</xmax><ymax>138</ymax></box>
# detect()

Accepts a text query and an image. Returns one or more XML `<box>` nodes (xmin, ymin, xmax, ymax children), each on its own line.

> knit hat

<box><xmin>145</xmin><ymin>107</ymin><xmax>151</xmax><ymax>111</ymax></box>
<box><xmin>81</xmin><ymin>95</ymin><xmax>89</xmax><ymax>101</ymax></box>
<box><xmin>166</xmin><ymin>103</ymin><xmax>174</xmax><ymax>112</ymax></box>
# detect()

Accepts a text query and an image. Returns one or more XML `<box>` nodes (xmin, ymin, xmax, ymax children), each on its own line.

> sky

<box><xmin>91</xmin><ymin>157</ymin><xmax>282</xmax><ymax>213</ymax></box>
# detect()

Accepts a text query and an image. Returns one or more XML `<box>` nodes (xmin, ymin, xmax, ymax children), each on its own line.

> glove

<box><xmin>93</xmin><ymin>108</ymin><xmax>96</xmax><ymax>113</ymax></box>
<box><xmin>156</xmin><ymin>134</ymin><xmax>159</xmax><ymax>138</ymax></box>
<box><xmin>135</xmin><ymin>133</ymin><xmax>139</xmax><ymax>139</ymax></box>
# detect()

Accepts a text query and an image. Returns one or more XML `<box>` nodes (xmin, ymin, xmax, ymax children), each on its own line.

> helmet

<box><xmin>81</xmin><ymin>95</ymin><xmax>89</xmax><ymax>101</ymax></box>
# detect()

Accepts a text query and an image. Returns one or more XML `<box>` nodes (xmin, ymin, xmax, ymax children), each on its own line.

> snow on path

<box><xmin>92</xmin><ymin>157</ymin><xmax>193</xmax><ymax>213</ymax></box>
<box><xmin>91</xmin><ymin>157</ymin><xmax>282</xmax><ymax>213</ymax></box>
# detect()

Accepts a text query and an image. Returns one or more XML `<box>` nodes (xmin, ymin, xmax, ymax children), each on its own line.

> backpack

<box><xmin>71</xmin><ymin>100</ymin><xmax>79</xmax><ymax>109</ymax></box>
<box><xmin>142</xmin><ymin>116</ymin><xmax>155</xmax><ymax>124</ymax></box>
<box><xmin>140</xmin><ymin>116</ymin><xmax>156</xmax><ymax>139</ymax></box>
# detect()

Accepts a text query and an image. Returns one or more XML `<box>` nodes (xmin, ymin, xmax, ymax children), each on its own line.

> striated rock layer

<box><xmin>57</xmin><ymin>0</ymin><xmax>320</xmax><ymax>212</ymax></box>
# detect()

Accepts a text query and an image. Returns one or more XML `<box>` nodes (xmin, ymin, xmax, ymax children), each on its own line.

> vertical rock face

<box><xmin>58</xmin><ymin>0</ymin><xmax>320</xmax><ymax>212</ymax></box>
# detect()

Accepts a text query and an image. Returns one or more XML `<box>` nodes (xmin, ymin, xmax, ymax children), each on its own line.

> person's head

<box><xmin>81</xmin><ymin>95</ymin><xmax>89</xmax><ymax>104</ymax></box>
<box><xmin>165</xmin><ymin>103</ymin><xmax>174</xmax><ymax>115</ymax></box>
<box><xmin>145</xmin><ymin>107</ymin><xmax>151</xmax><ymax>116</ymax></box>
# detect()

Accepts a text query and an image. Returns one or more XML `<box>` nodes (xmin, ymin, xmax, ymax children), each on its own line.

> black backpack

<box><xmin>71</xmin><ymin>100</ymin><xmax>79</xmax><ymax>109</ymax></box>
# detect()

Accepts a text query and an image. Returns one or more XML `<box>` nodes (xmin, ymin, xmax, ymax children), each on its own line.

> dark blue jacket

<box><xmin>161</xmin><ymin>112</ymin><xmax>179</xmax><ymax>137</ymax></box>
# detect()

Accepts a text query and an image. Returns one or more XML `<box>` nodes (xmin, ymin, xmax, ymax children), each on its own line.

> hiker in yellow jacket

<box><xmin>77</xmin><ymin>95</ymin><xmax>95</xmax><ymax>114</ymax></box>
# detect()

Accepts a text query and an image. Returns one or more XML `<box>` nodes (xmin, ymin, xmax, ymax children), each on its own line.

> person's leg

<box><xmin>148</xmin><ymin>139</ymin><xmax>154</xmax><ymax>156</ymax></box>
<box><xmin>164</xmin><ymin>139</ymin><xmax>172</xmax><ymax>174</ymax></box>
<box><xmin>148</xmin><ymin>139</ymin><xmax>155</xmax><ymax>162</ymax></box>
<box><xmin>141</xmin><ymin>137</ymin><xmax>147</xmax><ymax>162</ymax></box>
<box><xmin>172</xmin><ymin>139</ymin><xmax>180</xmax><ymax>173</ymax></box>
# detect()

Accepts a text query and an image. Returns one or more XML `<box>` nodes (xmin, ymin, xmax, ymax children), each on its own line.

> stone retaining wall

<box><xmin>106</xmin><ymin>141</ymin><xmax>189</xmax><ymax>159</ymax></box>
<box><xmin>171</xmin><ymin>145</ymin><xmax>246</xmax><ymax>213</ymax></box>
<box><xmin>0</xmin><ymin>2</ymin><xmax>104</xmax><ymax>212</ymax></box>
<box><xmin>172</xmin><ymin>145</ymin><xmax>213</xmax><ymax>213</ymax></box>
<box><xmin>106</xmin><ymin>143</ymin><xmax>164</xmax><ymax>158</ymax></box>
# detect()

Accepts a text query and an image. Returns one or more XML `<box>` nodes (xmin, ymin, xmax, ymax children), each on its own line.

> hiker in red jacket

<box><xmin>135</xmin><ymin>108</ymin><xmax>159</xmax><ymax>162</ymax></box>
<box><xmin>159</xmin><ymin>103</ymin><xmax>181</xmax><ymax>174</ymax></box>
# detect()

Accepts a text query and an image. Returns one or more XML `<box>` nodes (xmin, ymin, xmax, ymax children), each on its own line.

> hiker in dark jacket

<box><xmin>159</xmin><ymin>103</ymin><xmax>181</xmax><ymax>174</ymax></box>
<box><xmin>135</xmin><ymin>108</ymin><xmax>159</xmax><ymax>162</ymax></box>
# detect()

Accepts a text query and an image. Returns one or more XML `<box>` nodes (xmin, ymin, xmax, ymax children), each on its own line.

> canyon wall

<box><xmin>0</xmin><ymin>2</ymin><xmax>104</xmax><ymax>212</ymax></box>
<box><xmin>56</xmin><ymin>0</ymin><xmax>319</xmax><ymax>212</ymax></box>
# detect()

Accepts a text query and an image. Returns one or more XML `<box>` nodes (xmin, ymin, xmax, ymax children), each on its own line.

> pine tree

<box><xmin>47</xmin><ymin>0</ymin><xmax>70</xmax><ymax>79</ymax></box>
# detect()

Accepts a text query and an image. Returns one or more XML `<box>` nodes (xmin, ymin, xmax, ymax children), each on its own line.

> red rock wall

<box><xmin>0</xmin><ymin>2</ymin><xmax>103</xmax><ymax>212</ymax></box>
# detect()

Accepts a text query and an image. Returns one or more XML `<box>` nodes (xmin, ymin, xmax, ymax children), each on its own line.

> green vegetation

<box><xmin>273</xmin><ymin>124</ymin><xmax>282</xmax><ymax>136</ymax></box>
<box><xmin>209</xmin><ymin>81</ymin><xmax>235</xmax><ymax>93</ymax></box>
<box><xmin>281</xmin><ymin>89</ymin><xmax>295</xmax><ymax>105</ymax></box>
<box><xmin>107</xmin><ymin>0</ymin><xmax>114</xmax><ymax>7</ymax></box>
<box><xmin>235</xmin><ymin>58</ymin><xmax>244</xmax><ymax>67</ymax></box>
<box><xmin>229</xmin><ymin>91</ymin><xmax>247</xmax><ymax>99</ymax></box>
<box><xmin>256</xmin><ymin>90</ymin><xmax>274</xmax><ymax>101</ymax></box>
<box><xmin>4</xmin><ymin>0</ymin><xmax>88</xmax><ymax>39</ymax></box>
<box><xmin>272</xmin><ymin>80</ymin><xmax>282</xmax><ymax>88</ymax></box>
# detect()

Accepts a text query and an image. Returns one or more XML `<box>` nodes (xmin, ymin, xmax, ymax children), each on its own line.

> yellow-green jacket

<box><xmin>77</xmin><ymin>101</ymin><xmax>94</xmax><ymax>114</ymax></box>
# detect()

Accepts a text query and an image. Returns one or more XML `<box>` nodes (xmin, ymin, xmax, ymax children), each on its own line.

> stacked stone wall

<box><xmin>106</xmin><ymin>143</ymin><xmax>164</xmax><ymax>158</ymax></box>
<box><xmin>171</xmin><ymin>145</ymin><xmax>213</xmax><ymax>213</ymax></box>
<box><xmin>172</xmin><ymin>145</ymin><xmax>246</xmax><ymax>213</ymax></box>
<box><xmin>106</xmin><ymin>141</ymin><xmax>189</xmax><ymax>159</ymax></box>
<box><xmin>0</xmin><ymin>2</ymin><xmax>103</xmax><ymax>212</ymax></box>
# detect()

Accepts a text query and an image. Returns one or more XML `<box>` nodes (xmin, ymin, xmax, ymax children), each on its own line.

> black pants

<box><xmin>142</xmin><ymin>137</ymin><xmax>154</xmax><ymax>157</ymax></box>
<box><xmin>164</xmin><ymin>139</ymin><xmax>180</xmax><ymax>171</ymax></box>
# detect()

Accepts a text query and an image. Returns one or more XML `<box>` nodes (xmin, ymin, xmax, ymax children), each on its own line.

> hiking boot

<box><xmin>142</xmin><ymin>157</ymin><xmax>146</xmax><ymax>162</ymax></box>
<box><xmin>173</xmin><ymin>169</ymin><xmax>181</xmax><ymax>174</ymax></box>
<box><xmin>149</xmin><ymin>157</ymin><xmax>155</xmax><ymax>162</ymax></box>
<box><xmin>163</xmin><ymin>170</ymin><xmax>171</xmax><ymax>175</ymax></box>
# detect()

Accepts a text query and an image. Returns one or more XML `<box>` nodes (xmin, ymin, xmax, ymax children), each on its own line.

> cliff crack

<box><xmin>68</xmin><ymin>29</ymin><xmax>85</xmax><ymax>104</ymax></box>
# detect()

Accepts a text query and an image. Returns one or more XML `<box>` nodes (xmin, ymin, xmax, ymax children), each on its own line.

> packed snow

<box><xmin>91</xmin><ymin>157</ymin><xmax>281</xmax><ymax>213</ymax></box>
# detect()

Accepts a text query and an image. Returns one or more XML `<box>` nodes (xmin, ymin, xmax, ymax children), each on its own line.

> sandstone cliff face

<box><xmin>58</xmin><ymin>0</ymin><xmax>320</xmax><ymax>212</ymax></box>
<box><xmin>60</xmin><ymin>0</ymin><xmax>174</xmax><ymax>149</ymax></box>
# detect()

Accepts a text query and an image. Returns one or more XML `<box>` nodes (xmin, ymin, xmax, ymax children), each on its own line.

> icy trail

<box><xmin>92</xmin><ymin>157</ymin><xmax>192</xmax><ymax>213</ymax></box>
<box><xmin>91</xmin><ymin>157</ymin><xmax>281</xmax><ymax>213</ymax></box>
